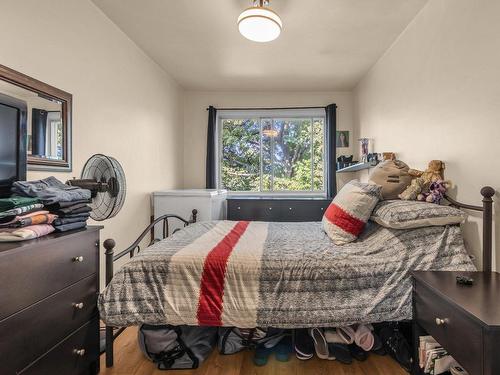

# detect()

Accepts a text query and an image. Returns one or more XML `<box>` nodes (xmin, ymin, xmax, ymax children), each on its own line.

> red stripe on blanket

<box><xmin>324</xmin><ymin>203</ymin><xmax>365</xmax><ymax>236</ymax></box>
<box><xmin>197</xmin><ymin>221</ymin><xmax>250</xmax><ymax>326</ymax></box>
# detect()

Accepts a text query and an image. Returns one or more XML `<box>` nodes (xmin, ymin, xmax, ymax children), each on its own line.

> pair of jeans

<box><xmin>54</xmin><ymin>221</ymin><xmax>87</xmax><ymax>232</ymax></box>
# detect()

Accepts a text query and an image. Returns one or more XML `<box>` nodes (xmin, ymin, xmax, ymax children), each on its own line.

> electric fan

<box><xmin>67</xmin><ymin>154</ymin><xmax>126</xmax><ymax>221</ymax></box>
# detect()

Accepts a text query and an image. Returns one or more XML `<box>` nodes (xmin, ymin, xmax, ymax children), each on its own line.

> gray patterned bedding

<box><xmin>98</xmin><ymin>220</ymin><xmax>475</xmax><ymax>328</ymax></box>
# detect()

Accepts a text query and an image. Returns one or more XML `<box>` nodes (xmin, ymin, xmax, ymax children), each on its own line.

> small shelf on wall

<box><xmin>336</xmin><ymin>161</ymin><xmax>378</xmax><ymax>173</ymax></box>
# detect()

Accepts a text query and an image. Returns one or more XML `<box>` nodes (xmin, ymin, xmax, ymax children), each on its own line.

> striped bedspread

<box><xmin>98</xmin><ymin>221</ymin><xmax>474</xmax><ymax>328</ymax></box>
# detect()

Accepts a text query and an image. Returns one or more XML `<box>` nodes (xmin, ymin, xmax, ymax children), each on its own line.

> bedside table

<box><xmin>412</xmin><ymin>271</ymin><xmax>500</xmax><ymax>375</ymax></box>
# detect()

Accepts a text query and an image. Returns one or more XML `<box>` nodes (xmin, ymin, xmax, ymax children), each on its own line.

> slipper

<box><xmin>309</xmin><ymin>328</ymin><xmax>329</xmax><ymax>360</ymax></box>
<box><xmin>328</xmin><ymin>343</ymin><xmax>353</xmax><ymax>364</ymax></box>
<box><xmin>274</xmin><ymin>335</ymin><xmax>292</xmax><ymax>362</ymax></box>
<box><xmin>325</xmin><ymin>329</ymin><xmax>348</xmax><ymax>344</ymax></box>
<box><xmin>354</xmin><ymin>324</ymin><xmax>374</xmax><ymax>351</ymax></box>
<box><xmin>337</xmin><ymin>326</ymin><xmax>356</xmax><ymax>344</ymax></box>
<box><xmin>294</xmin><ymin>329</ymin><xmax>314</xmax><ymax>360</ymax></box>
<box><xmin>253</xmin><ymin>345</ymin><xmax>273</xmax><ymax>366</ymax></box>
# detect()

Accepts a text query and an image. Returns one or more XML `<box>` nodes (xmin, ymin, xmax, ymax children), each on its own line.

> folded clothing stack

<box><xmin>46</xmin><ymin>200</ymin><xmax>92</xmax><ymax>232</ymax></box>
<box><xmin>12</xmin><ymin>176</ymin><xmax>92</xmax><ymax>233</ymax></box>
<box><xmin>0</xmin><ymin>197</ymin><xmax>56</xmax><ymax>242</ymax></box>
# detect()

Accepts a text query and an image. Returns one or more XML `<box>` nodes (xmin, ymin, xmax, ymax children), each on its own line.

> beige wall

<box><xmin>354</xmin><ymin>0</ymin><xmax>500</xmax><ymax>269</ymax></box>
<box><xmin>0</xmin><ymin>0</ymin><xmax>184</xmax><ymax>285</ymax></box>
<box><xmin>182</xmin><ymin>91</ymin><xmax>355</xmax><ymax>190</ymax></box>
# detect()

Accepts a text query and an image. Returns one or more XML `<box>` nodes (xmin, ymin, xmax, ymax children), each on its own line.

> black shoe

<box><xmin>328</xmin><ymin>343</ymin><xmax>352</xmax><ymax>364</ymax></box>
<box><xmin>371</xmin><ymin>332</ymin><xmax>386</xmax><ymax>356</ymax></box>
<box><xmin>294</xmin><ymin>329</ymin><xmax>314</xmax><ymax>360</ymax></box>
<box><xmin>349</xmin><ymin>344</ymin><xmax>368</xmax><ymax>361</ymax></box>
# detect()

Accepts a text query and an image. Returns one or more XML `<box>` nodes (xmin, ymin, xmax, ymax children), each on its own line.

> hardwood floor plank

<box><xmin>99</xmin><ymin>328</ymin><xmax>406</xmax><ymax>375</ymax></box>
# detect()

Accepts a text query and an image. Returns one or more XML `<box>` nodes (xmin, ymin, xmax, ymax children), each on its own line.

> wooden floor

<box><xmin>99</xmin><ymin>328</ymin><xmax>406</xmax><ymax>375</ymax></box>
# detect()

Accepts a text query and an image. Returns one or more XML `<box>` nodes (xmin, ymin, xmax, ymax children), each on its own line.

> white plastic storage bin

<box><xmin>152</xmin><ymin>189</ymin><xmax>227</xmax><ymax>240</ymax></box>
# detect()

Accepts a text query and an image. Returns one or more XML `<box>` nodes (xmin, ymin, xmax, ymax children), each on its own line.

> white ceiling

<box><xmin>92</xmin><ymin>0</ymin><xmax>428</xmax><ymax>91</ymax></box>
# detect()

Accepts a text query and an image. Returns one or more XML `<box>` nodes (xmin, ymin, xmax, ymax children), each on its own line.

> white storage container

<box><xmin>152</xmin><ymin>189</ymin><xmax>227</xmax><ymax>240</ymax></box>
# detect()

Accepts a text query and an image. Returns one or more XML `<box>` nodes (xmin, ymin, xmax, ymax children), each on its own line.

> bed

<box><xmin>98</xmin><ymin>186</ymin><xmax>494</xmax><ymax>367</ymax></box>
<box><xmin>99</xmin><ymin>220</ymin><xmax>474</xmax><ymax>328</ymax></box>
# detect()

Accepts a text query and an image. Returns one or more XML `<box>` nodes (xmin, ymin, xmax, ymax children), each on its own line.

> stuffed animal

<box><xmin>382</xmin><ymin>152</ymin><xmax>396</xmax><ymax>161</ymax></box>
<box><xmin>398</xmin><ymin>177</ymin><xmax>428</xmax><ymax>201</ymax></box>
<box><xmin>407</xmin><ymin>160</ymin><xmax>445</xmax><ymax>184</ymax></box>
<box><xmin>399</xmin><ymin>160</ymin><xmax>446</xmax><ymax>201</ymax></box>
<box><xmin>418</xmin><ymin>180</ymin><xmax>449</xmax><ymax>204</ymax></box>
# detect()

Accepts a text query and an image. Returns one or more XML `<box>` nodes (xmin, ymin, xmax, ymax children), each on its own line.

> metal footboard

<box><xmin>102</xmin><ymin>209</ymin><xmax>198</xmax><ymax>368</ymax></box>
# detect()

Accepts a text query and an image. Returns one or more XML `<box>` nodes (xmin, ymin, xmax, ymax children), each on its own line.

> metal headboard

<box><xmin>444</xmin><ymin>186</ymin><xmax>495</xmax><ymax>272</ymax></box>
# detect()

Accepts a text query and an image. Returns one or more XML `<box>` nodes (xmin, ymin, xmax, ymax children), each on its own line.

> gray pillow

<box><xmin>371</xmin><ymin>200</ymin><xmax>466</xmax><ymax>229</ymax></box>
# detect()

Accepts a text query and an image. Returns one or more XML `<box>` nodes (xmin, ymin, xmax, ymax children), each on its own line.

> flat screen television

<box><xmin>0</xmin><ymin>92</ymin><xmax>27</xmax><ymax>198</ymax></box>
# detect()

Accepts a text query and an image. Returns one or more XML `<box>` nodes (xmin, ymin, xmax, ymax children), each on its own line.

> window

<box><xmin>218</xmin><ymin>109</ymin><xmax>326</xmax><ymax>195</ymax></box>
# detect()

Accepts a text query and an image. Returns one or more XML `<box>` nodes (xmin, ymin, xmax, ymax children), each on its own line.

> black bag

<box><xmin>377</xmin><ymin>322</ymin><xmax>413</xmax><ymax>372</ymax></box>
<box><xmin>217</xmin><ymin>327</ymin><xmax>285</xmax><ymax>355</ymax></box>
<box><xmin>138</xmin><ymin>324</ymin><xmax>217</xmax><ymax>370</ymax></box>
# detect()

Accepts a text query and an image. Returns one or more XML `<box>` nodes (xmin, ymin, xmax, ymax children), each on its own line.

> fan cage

<box><xmin>81</xmin><ymin>154</ymin><xmax>126</xmax><ymax>221</ymax></box>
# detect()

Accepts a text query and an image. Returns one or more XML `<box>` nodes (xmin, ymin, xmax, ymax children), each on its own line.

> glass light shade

<box><xmin>237</xmin><ymin>7</ymin><xmax>282</xmax><ymax>42</ymax></box>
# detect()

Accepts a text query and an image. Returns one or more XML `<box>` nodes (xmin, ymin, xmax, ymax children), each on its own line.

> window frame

<box><xmin>216</xmin><ymin>108</ymin><xmax>327</xmax><ymax>198</ymax></box>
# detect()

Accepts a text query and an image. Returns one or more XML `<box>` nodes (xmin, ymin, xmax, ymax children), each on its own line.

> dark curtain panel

<box><xmin>32</xmin><ymin>108</ymin><xmax>47</xmax><ymax>157</ymax></box>
<box><xmin>325</xmin><ymin>104</ymin><xmax>337</xmax><ymax>198</ymax></box>
<box><xmin>206</xmin><ymin>105</ymin><xmax>217</xmax><ymax>189</ymax></box>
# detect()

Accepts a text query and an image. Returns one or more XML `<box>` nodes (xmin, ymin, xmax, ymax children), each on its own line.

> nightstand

<box><xmin>412</xmin><ymin>271</ymin><xmax>500</xmax><ymax>375</ymax></box>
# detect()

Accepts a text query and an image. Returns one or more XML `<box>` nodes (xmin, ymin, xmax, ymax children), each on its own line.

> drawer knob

<box><xmin>435</xmin><ymin>317</ymin><xmax>449</xmax><ymax>326</ymax></box>
<box><xmin>73</xmin><ymin>302</ymin><xmax>84</xmax><ymax>309</ymax></box>
<box><xmin>73</xmin><ymin>348</ymin><xmax>85</xmax><ymax>357</ymax></box>
<box><xmin>73</xmin><ymin>256</ymin><xmax>84</xmax><ymax>262</ymax></box>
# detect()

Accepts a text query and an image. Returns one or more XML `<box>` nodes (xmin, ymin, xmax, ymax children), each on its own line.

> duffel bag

<box><xmin>138</xmin><ymin>324</ymin><xmax>217</xmax><ymax>370</ymax></box>
<box><xmin>217</xmin><ymin>327</ymin><xmax>286</xmax><ymax>355</ymax></box>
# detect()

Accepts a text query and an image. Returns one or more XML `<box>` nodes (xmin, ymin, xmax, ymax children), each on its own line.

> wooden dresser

<box><xmin>0</xmin><ymin>226</ymin><xmax>102</xmax><ymax>375</ymax></box>
<box><xmin>412</xmin><ymin>271</ymin><xmax>500</xmax><ymax>375</ymax></box>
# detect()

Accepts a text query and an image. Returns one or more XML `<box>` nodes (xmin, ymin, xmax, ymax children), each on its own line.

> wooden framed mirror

<box><xmin>0</xmin><ymin>64</ymin><xmax>72</xmax><ymax>171</ymax></box>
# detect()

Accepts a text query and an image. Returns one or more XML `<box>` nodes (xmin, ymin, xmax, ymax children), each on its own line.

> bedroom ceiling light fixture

<box><xmin>238</xmin><ymin>0</ymin><xmax>282</xmax><ymax>43</ymax></box>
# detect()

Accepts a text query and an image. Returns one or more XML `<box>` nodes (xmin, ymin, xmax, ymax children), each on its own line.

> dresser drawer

<box><xmin>414</xmin><ymin>282</ymin><xmax>483</xmax><ymax>375</ymax></box>
<box><xmin>278</xmin><ymin>200</ymin><xmax>330</xmax><ymax>221</ymax></box>
<box><xmin>20</xmin><ymin>318</ymin><xmax>99</xmax><ymax>375</ymax></box>
<box><xmin>0</xmin><ymin>274</ymin><xmax>98</xmax><ymax>374</ymax></box>
<box><xmin>227</xmin><ymin>199</ymin><xmax>330</xmax><ymax>221</ymax></box>
<box><xmin>228</xmin><ymin>200</ymin><xmax>282</xmax><ymax>221</ymax></box>
<box><xmin>0</xmin><ymin>230</ymin><xmax>98</xmax><ymax>320</ymax></box>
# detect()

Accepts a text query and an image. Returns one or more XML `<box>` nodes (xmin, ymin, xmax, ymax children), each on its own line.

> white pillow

<box><xmin>322</xmin><ymin>180</ymin><xmax>382</xmax><ymax>245</ymax></box>
<box><xmin>371</xmin><ymin>200</ymin><xmax>466</xmax><ymax>229</ymax></box>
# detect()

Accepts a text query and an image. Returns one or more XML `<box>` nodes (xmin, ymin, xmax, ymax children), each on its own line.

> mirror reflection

<box><xmin>0</xmin><ymin>80</ymin><xmax>64</xmax><ymax>161</ymax></box>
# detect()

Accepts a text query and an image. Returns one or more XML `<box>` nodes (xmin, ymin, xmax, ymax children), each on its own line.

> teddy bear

<box><xmin>408</xmin><ymin>160</ymin><xmax>445</xmax><ymax>184</ymax></box>
<box><xmin>399</xmin><ymin>160</ymin><xmax>446</xmax><ymax>201</ymax></box>
<box><xmin>398</xmin><ymin>177</ymin><xmax>429</xmax><ymax>200</ymax></box>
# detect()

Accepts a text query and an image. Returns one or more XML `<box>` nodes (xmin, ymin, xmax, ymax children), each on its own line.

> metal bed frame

<box><xmin>101</xmin><ymin>187</ymin><xmax>495</xmax><ymax>368</ymax></box>
<box><xmin>102</xmin><ymin>209</ymin><xmax>197</xmax><ymax>368</ymax></box>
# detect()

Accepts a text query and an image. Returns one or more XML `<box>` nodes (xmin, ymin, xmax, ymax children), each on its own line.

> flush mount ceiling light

<box><xmin>238</xmin><ymin>0</ymin><xmax>282</xmax><ymax>43</ymax></box>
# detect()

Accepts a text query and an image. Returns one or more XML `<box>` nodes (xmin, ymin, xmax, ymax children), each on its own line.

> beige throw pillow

<box><xmin>369</xmin><ymin>160</ymin><xmax>413</xmax><ymax>200</ymax></box>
